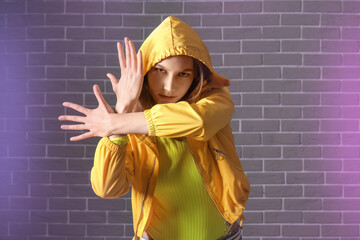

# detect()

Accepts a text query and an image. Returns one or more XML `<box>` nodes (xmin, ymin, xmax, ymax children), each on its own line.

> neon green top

<box><xmin>111</xmin><ymin>136</ymin><xmax>227</xmax><ymax>240</ymax></box>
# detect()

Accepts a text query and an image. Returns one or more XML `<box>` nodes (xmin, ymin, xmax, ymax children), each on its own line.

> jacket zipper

<box><xmin>135</xmin><ymin>156</ymin><xmax>156</xmax><ymax>239</ymax></box>
<box><xmin>213</xmin><ymin>147</ymin><xmax>231</xmax><ymax>161</ymax></box>
<box><xmin>186</xmin><ymin>137</ymin><xmax>232</xmax><ymax>234</ymax></box>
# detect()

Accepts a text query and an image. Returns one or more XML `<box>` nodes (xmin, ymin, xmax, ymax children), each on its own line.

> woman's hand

<box><xmin>59</xmin><ymin>84</ymin><xmax>115</xmax><ymax>141</ymax></box>
<box><xmin>107</xmin><ymin>37</ymin><xmax>143</xmax><ymax>113</ymax></box>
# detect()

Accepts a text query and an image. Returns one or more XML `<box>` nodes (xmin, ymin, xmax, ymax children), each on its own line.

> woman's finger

<box><xmin>125</xmin><ymin>37</ymin><xmax>131</xmax><ymax>69</ymax></box>
<box><xmin>70</xmin><ymin>131</ymin><xmax>94</xmax><ymax>142</ymax></box>
<box><xmin>60</xmin><ymin>123</ymin><xmax>87</xmax><ymax>131</ymax></box>
<box><xmin>106</xmin><ymin>73</ymin><xmax>118</xmax><ymax>92</ymax></box>
<box><xmin>117</xmin><ymin>41</ymin><xmax>126</xmax><ymax>70</ymax></box>
<box><xmin>129</xmin><ymin>39</ymin><xmax>137</xmax><ymax>69</ymax></box>
<box><xmin>63</xmin><ymin>102</ymin><xmax>90</xmax><ymax>115</ymax></box>
<box><xmin>137</xmin><ymin>50</ymin><xmax>143</xmax><ymax>77</ymax></box>
<box><xmin>93</xmin><ymin>84</ymin><xmax>112</xmax><ymax>112</ymax></box>
<box><xmin>58</xmin><ymin>115</ymin><xmax>86</xmax><ymax>123</ymax></box>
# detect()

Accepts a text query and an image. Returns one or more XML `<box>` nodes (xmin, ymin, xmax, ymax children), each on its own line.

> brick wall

<box><xmin>1</xmin><ymin>0</ymin><xmax>360</xmax><ymax>239</ymax></box>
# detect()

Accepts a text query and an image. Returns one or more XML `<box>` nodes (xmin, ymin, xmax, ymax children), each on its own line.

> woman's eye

<box><xmin>155</xmin><ymin>67</ymin><xmax>164</xmax><ymax>72</ymax></box>
<box><xmin>179</xmin><ymin>72</ymin><xmax>190</xmax><ymax>77</ymax></box>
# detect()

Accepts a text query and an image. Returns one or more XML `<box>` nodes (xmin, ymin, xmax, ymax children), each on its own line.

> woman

<box><xmin>59</xmin><ymin>16</ymin><xmax>250</xmax><ymax>240</ymax></box>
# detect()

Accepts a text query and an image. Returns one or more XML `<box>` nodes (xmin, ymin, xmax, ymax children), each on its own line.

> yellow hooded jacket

<box><xmin>90</xmin><ymin>16</ymin><xmax>250</xmax><ymax>239</ymax></box>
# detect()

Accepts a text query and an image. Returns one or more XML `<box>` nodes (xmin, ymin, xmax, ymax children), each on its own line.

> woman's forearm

<box><xmin>109</xmin><ymin>112</ymin><xmax>149</xmax><ymax>137</ymax></box>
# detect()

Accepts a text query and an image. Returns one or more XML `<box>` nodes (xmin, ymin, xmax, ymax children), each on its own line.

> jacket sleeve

<box><xmin>90</xmin><ymin>137</ymin><xmax>134</xmax><ymax>199</ymax></box>
<box><xmin>144</xmin><ymin>87</ymin><xmax>234</xmax><ymax>141</ymax></box>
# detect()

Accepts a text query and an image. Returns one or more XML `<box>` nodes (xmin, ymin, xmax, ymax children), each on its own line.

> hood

<box><xmin>139</xmin><ymin>16</ymin><xmax>230</xmax><ymax>89</ymax></box>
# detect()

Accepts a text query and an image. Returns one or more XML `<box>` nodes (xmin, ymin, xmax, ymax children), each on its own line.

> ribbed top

<box><xmin>146</xmin><ymin>137</ymin><xmax>227</xmax><ymax>240</ymax></box>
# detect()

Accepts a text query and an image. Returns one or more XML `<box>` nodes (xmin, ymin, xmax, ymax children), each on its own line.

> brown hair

<box><xmin>135</xmin><ymin>57</ymin><xmax>211</xmax><ymax>111</ymax></box>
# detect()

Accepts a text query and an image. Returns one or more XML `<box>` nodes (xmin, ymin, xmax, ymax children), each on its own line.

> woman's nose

<box><xmin>163</xmin><ymin>75</ymin><xmax>176</xmax><ymax>92</ymax></box>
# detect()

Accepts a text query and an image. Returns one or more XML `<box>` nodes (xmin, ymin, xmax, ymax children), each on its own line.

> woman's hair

<box><xmin>136</xmin><ymin>57</ymin><xmax>211</xmax><ymax>111</ymax></box>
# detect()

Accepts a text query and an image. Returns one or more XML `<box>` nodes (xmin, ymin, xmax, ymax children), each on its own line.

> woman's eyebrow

<box><xmin>155</xmin><ymin>63</ymin><xmax>193</xmax><ymax>72</ymax></box>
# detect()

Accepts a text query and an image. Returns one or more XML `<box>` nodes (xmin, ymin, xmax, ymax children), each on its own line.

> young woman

<box><xmin>59</xmin><ymin>16</ymin><xmax>250</xmax><ymax>240</ymax></box>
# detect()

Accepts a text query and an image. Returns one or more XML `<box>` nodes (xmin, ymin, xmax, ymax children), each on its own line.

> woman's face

<box><xmin>147</xmin><ymin>55</ymin><xmax>194</xmax><ymax>104</ymax></box>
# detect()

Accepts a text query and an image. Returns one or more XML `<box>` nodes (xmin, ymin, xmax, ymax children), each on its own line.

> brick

<box><xmin>265</xmin><ymin>211</ymin><xmax>302</xmax><ymax>223</ymax></box>
<box><xmin>242</xmin><ymin>14</ymin><xmax>279</xmax><ymax>26</ymax></box>
<box><xmin>224</xmin><ymin>1</ymin><xmax>261</xmax><ymax>13</ymax></box>
<box><xmin>68</xmin><ymin>54</ymin><xmax>105</xmax><ymax>66</ymax></box>
<box><xmin>304</xmin><ymin>212</ymin><xmax>341</xmax><ymax>224</ymax></box>
<box><xmin>231</xmin><ymin>120</ymin><xmax>239</xmax><ymax>132</ymax></box>
<box><xmin>303</xmin><ymin>106</ymin><xmax>341</xmax><ymax>118</ymax></box>
<box><xmin>6</xmin><ymin>118</ymin><xmax>42</xmax><ymax>132</ymax></box>
<box><xmin>13</xmin><ymin>171</ymin><xmax>50</xmax><ymax>184</ymax></box>
<box><xmin>246</xmin><ymin>199</ymin><xmax>282</xmax><ymax>210</ymax></box>
<box><xmin>263</xmin><ymin>27</ymin><xmax>300</xmax><ymax>39</ymax></box>
<box><xmin>304</xmin><ymin>54</ymin><xmax>342</xmax><ymax>66</ymax></box>
<box><xmin>224</xmin><ymin>54</ymin><xmax>261</xmax><ymax>66</ymax></box>
<box><xmin>28</xmin><ymin>106</ymin><xmax>63</xmax><ymax>118</ymax></box>
<box><xmin>67</xmin><ymin>1</ymin><xmax>103</xmax><ymax>13</ymax></box>
<box><xmin>264</xmin><ymin>80</ymin><xmax>301</xmax><ymax>92</ymax></box>
<box><xmin>48</xmin><ymin>146</ymin><xmax>85</xmax><ymax>158</ymax></box>
<box><xmin>303</xmin><ymin>80</ymin><xmax>340</xmax><ymax>92</ymax></box>
<box><xmin>215</xmin><ymin>67</ymin><xmax>242</xmax><ymax>79</ymax></box>
<box><xmin>327</xmin><ymin>173</ymin><xmax>360</xmax><ymax>184</ymax></box>
<box><xmin>88</xmin><ymin>198</ymin><xmax>125</xmax><ymax>211</ymax></box>
<box><xmin>287</xmin><ymin>172</ymin><xmax>324</xmax><ymax>184</ymax></box>
<box><xmin>305</xmin><ymin>185</ymin><xmax>342</xmax><ymax>197</ymax></box>
<box><xmin>224</xmin><ymin>28</ymin><xmax>262</xmax><ymax>40</ymax></box>
<box><xmin>344</xmin><ymin>54</ymin><xmax>360</xmax><ymax>66</ymax></box>
<box><xmin>49</xmin><ymin>224</ymin><xmax>85</xmax><ymax>236</ymax></box>
<box><xmin>46</xmin><ymin>93</ymin><xmax>83</xmax><ymax>105</ymax></box>
<box><xmin>51</xmin><ymin>172</ymin><xmax>89</xmax><ymax>184</ymax></box>
<box><xmin>322</xmin><ymin>40</ymin><xmax>359</xmax><ymax>52</ymax></box>
<box><xmin>85</xmin><ymin>15</ymin><xmax>122</xmax><ymax>27</ymax></box>
<box><xmin>240</xmin><ymin>160</ymin><xmax>263</xmax><ymax>171</ymax></box>
<box><xmin>322</xmin><ymin>225</ymin><xmax>359</xmax><ymax>237</ymax></box>
<box><xmin>105</xmin><ymin>2</ymin><xmax>143</xmax><ymax>13</ymax></box>
<box><xmin>193</xmin><ymin>27</ymin><xmax>222</xmax><ymax>40</ymax></box>
<box><xmin>344</xmin><ymin>212</ymin><xmax>360</xmax><ymax>223</ymax></box>
<box><xmin>70</xmin><ymin>211</ymin><xmax>106</xmax><ymax>223</ymax></box>
<box><xmin>27</xmin><ymin>27</ymin><xmax>64</xmax><ymax>39</ymax></box>
<box><xmin>0</xmin><ymin>1</ymin><xmax>25</xmax><ymax>13</ymax></box>
<box><xmin>67</xmin><ymin>28</ymin><xmax>104</xmax><ymax>40</ymax></box>
<box><xmin>324</xmin><ymin>199</ymin><xmax>360</xmax><ymax>210</ymax></box>
<box><xmin>30</xmin><ymin>158</ymin><xmax>66</xmax><ymax>171</ymax></box>
<box><xmin>282</xmin><ymin>40</ymin><xmax>320</xmax><ymax>52</ymax></box>
<box><xmin>264</xmin><ymin>107</ymin><xmax>301</xmax><ymax>119</ymax></box>
<box><xmin>145</xmin><ymin>2</ymin><xmax>182</xmax><ymax>13</ymax></box>
<box><xmin>344</xmin><ymin>160</ymin><xmax>360</xmax><ymax>171</ymax></box>
<box><xmin>6</xmin><ymin>40</ymin><xmax>44</xmax><ymax>52</ymax></box>
<box><xmin>263</xmin><ymin>133</ymin><xmax>300</xmax><ymax>145</ymax></box>
<box><xmin>323</xmin><ymin>147</ymin><xmax>360</xmax><ymax>158</ymax></box>
<box><xmin>282</xmin><ymin>93</ymin><xmax>320</xmax><ymax>105</ymax></box>
<box><xmin>205</xmin><ymin>41</ymin><xmax>241</xmax><ymax>54</ymax></box>
<box><xmin>304</xmin><ymin>159</ymin><xmax>341</xmax><ymax>171</ymax></box>
<box><xmin>285</xmin><ymin>199</ymin><xmax>322</xmax><ymax>210</ymax></box>
<box><xmin>242</xmin><ymin>212</ymin><xmax>263</xmax><ymax>223</ymax></box>
<box><xmin>244</xmin><ymin>67</ymin><xmax>281</xmax><ymax>79</ymax></box>
<box><xmin>87</xmin><ymin>224</ymin><xmax>124</xmax><ymax>236</ymax></box>
<box><xmin>344</xmin><ymin>1</ymin><xmax>360</xmax><ymax>13</ymax></box>
<box><xmin>243</xmin><ymin>40</ymin><xmax>280</xmax><ymax>52</ymax></box>
<box><xmin>49</xmin><ymin>198</ymin><xmax>86</xmax><ymax>210</ymax></box>
<box><xmin>29</xmin><ymin>80</ymin><xmax>66</xmax><ymax>92</ymax></box>
<box><xmin>0</xmin><ymin>210</ymin><xmax>28</xmax><ymax>222</ymax></box>
<box><xmin>48</xmin><ymin>67</ymin><xmax>84</xmax><ymax>79</ymax></box>
<box><xmin>184</xmin><ymin>2</ymin><xmax>222</xmax><ymax>13</ymax></box>
<box><xmin>324</xmin><ymin>67</ymin><xmax>360</xmax><ymax>79</ymax></box>
<box><xmin>282</xmin><ymin>14</ymin><xmax>320</xmax><ymax>25</ymax></box>
<box><xmin>46</xmin><ymin>40</ymin><xmax>83</xmax><ymax>52</ymax></box>
<box><xmin>265</xmin><ymin>159</ymin><xmax>302</xmax><ymax>171</ymax></box>
<box><xmin>244</xmin><ymin>224</ymin><xmax>280</xmax><ymax>236</ymax></box>
<box><xmin>211</xmin><ymin>54</ymin><xmax>222</xmax><ymax>66</ymax></box>
<box><xmin>0</xmin><ymin>184</ymin><xmax>28</xmax><ymax>196</ymax></box>
<box><xmin>9</xmin><ymin>223</ymin><xmax>46</xmax><ymax>235</ymax></box>
<box><xmin>7</xmin><ymin>14</ymin><xmax>44</xmax><ymax>27</ymax></box>
<box><xmin>69</xmin><ymin>185</ymin><xmax>95</xmax><ymax>198</ymax></box>
<box><xmin>29</xmin><ymin>53</ymin><xmax>66</xmax><ymax>65</ymax></box>
<box><xmin>108</xmin><ymin>211</ymin><xmax>132</xmax><ymax>223</ymax></box>
<box><xmin>31</xmin><ymin>211</ymin><xmax>67</xmax><ymax>223</ymax></box>
<box><xmin>263</xmin><ymin>53</ymin><xmax>301</xmax><ymax>65</ymax></box>
<box><xmin>0</xmin><ymin>28</ymin><xmax>26</xmax><ymax>40</ymax></box>
<box><xmin>241</xmin><ymin>120</ymin><xmax>279</xmax><ymax>132</ymax></box>
<box><xmin>342</xmin><ymin>81</ymin><xmax>360</xmax><ymax>92</ymax></box>
<box><xmin>46</xmin><ymin>15</ymin><xmax>83</xmax><ymax>26</ymax></box>
<box><xmin>243</xmin><ymin>93</ymin><xmax>280</xmax><ymax>105</ymax></box>
<box><xmin>321</xmin><ymin>120</ymin><xmax>358</xmax><ymax>132</ymax></box>
<box><xmin>68</xmin><ymin>159</ymin><xmax>93</xmax><ymax>171</ymax></box>
<box><xmin>248</xmin><ymin>186</ymin><xmax>264</xmax><ymax>198</ymax></box>
<box><xmin>31</xmin><ymin>185</ymin><xmax>67</xmax><ymax>197</ymax></box>
<box><xmin>234</xmin><ymin>133</ymin><xmax>261</xmax><ymax>145</ymax></box>
<box><xmin>283</xmin><ymin>147</ymin><xmax>321</xmax><ymax>158</ymax></box>
<box><xmin>9</xmin><ymin>66</ymin><xmax>45</xmax><ymax>79</ymax></box>
<box><xmin>322</xmin><ymin>14</ymin><xmax>359</xmax><ymax>26</ymax></box>
<box><xmin>9</xmin><ymin>144</ymin><xmax>45</xmax><ymax>157</ymax></box>
<box><xmin>0</xmin><ymin>158</ymin><xmax>28</xmax><ymax>171</ymax></box>
<box><xmin>105</xmin><ymin>29</ymin><xmax>143</xmax><ymax>41</ymax></box>
<box><xmin>283</xmin><ymin>225</ymin><xmax>320</xmax><ymax>237</ymax></box>
<box><xmin>0</xmin><ymin>53</ymin><xmax>26</xmax><ymax>67</ymax></box>
<box><xmin>343</xmin><ymin>107</ymin><xmax>360</xmax><ymax>118</ymax></box>
<box><xmin>203</xmin><ymin>15</ymin><xmax>240</xmax><ymax>26</ymax></box>
<box><xmin>123</xmin><ymin>15</ymin><xmax>161</xmax><ymax>27</ymax></box>
<box><xmin>86</xmin><ymin>67</ymin><xmax>118</xmax><ymax>79</ymax></box>
<box><xmin>303</xmin><ymin>133</ymin><xmax>340</xmax><ymax>145</ymax></box>
<box><xmin>284</xmin><ymin>67</ymin><xmax>321</xmax><ymax>79</ymax></box>
<box><xmin>27</xmin><ymin>0</ymin><xmax>64</xmax><ymax>13</ymax></box>
<box><xmin>265</xmin><ymin>186</ymin><xmax>303</xmax><ymax>197</ymax></box>
<box><xmin>247</xmin><ymin>172</ymin><xmax>284</xmax><ymax>184</ymax></box>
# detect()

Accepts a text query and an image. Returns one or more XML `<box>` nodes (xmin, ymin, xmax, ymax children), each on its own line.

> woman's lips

<box><xmin>158</xmin><ymin>94</ymin><xmax>176</xmax><ymax>99</ymax></box>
